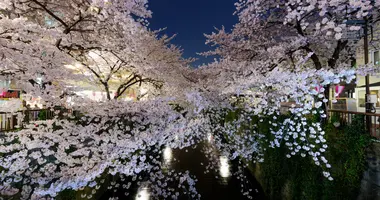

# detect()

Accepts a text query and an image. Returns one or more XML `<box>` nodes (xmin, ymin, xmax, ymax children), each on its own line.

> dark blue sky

<box><xmin>148</xmin><ymin>0</ymin><xmax>238</xmax><ymax>66</ymax></box>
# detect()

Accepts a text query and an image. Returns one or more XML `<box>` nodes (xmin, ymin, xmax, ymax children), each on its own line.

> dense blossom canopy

<box><xmin>203</xmin><ymin>0</ymin><xmax>380</xmax><ymax>73</ymax></box>
<box><xmin>0</xmin><ymin>0</ymin><xmax>379</xmax><ymax>199</ymax></box>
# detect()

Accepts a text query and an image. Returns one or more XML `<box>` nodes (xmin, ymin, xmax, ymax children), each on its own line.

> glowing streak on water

<box><xmin>163</xmin><ymin>146</ymin><xmax>172</xmax><ymax>163</ymax></box>
<box><xmin>219</xmin><ymin>156</ymin><xmax>231</xmax><ymax>178</ymax></box>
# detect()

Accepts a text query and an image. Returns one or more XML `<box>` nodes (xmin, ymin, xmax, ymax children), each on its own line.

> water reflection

<box><xmin>162</xmin><ymin>146</ymin><xmax>173</xmax><ymax>168</ymax></box>
<box><xmin>135</xmin><ymin>187</ymin><xmax>150</xmax><ymax>200</ymax></box>
<box><xmin>163</xmin><ymin>146</ymin><xmax>172</xmax><ymax>161</ymax></box>
<box><xmin>219</xmin><ymin>156</ymin><xmax>231</xmax><ymax>180</ymax></box>
<box><xmin>100</xmin><ymin>143</ymin><xmax>264</xmax><ymax>200</ymax></box>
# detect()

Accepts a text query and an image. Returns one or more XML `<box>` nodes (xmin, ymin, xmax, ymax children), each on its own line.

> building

<box><xmin>354</xmin><ymin>20</ymin><xmax>380</xmax><ymax>113</ymax></box>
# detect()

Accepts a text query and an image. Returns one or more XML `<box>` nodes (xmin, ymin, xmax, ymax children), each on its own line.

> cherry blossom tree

<box><xmin>0</xmin><ymin>0</ymin><xmax>192</xmax><ymax>102</ymax></box>
<box><xmin>203</xmin><ymin>0</ymin><xmax>380</xmax><ymax>73</ymax></box>
<box><xmin>0</xmin><ymin>0</ymin><xmax>379</xmax><ymax>199</ymax></box>
<box><xmin>0</xmin><ymin>0</ymin><xmax>197</xmax><ymax>199</ymax></box>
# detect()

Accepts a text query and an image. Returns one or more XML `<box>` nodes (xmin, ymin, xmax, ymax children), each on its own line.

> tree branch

<box><xmin>30</xmin><ymin>0</ymin><xmax>68</xmax><ymax>28</ymax></box>
<box><xmin>327</xmin><ymin>40</ymin><xmax>348</xmax><ymax>68</ymax></box>
<box><xmin>300</xmin><ymin>46</ymin><xmax>322</xmax><ymax>70</ymax></box>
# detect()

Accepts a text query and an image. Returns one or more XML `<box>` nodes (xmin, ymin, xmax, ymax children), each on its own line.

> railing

<box><xmin>24</xmin><ymin>109</ymin><xmax>55</xmax><ymax>122</ymax></box>
<box><xmin>0</xmin><ymin>108</ymin><xmax>68</xmax><ymax>132</ymax></box>
<box><xmin>328</xmin><ymin>109</ymin><xmax>380</xmax><ymax>138</ymax></box>
<box><xmin>0</xmin><ymin>112</ymin><xmax>21</xmax><ymax>131</ymax></box>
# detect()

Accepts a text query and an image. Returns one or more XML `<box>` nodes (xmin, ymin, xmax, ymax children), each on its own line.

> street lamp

<box><xmin>345</xmin><ymin>18</ymin><xmax>372</xmax><ymax>132</ymax></box>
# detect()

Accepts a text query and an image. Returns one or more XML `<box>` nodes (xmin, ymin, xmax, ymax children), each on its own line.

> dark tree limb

<box><xmin>328</xmin><ymin>40</ymin><xmax>348</xmax><ymax>68</ymax></box>
<box><xmin>30</xmin><ymin>0</ymin><xmax>69</xmax><ymax>28</ymax></box>
<box><xmin>300</xmin><ymin>46</ymin><xmax>322</xmax><ymax>70</ymax></box>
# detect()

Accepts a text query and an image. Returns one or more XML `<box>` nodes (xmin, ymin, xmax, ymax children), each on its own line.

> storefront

<box><xmin>0</xmin><ymin>78</ymin><xmax>23</xmax><ymax>112</ymax></box>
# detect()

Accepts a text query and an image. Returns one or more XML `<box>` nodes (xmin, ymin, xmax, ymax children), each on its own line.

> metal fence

<box><xmin>3</xmin><ymin>108</ymin><xmax>378</xmax><ymax>136</ymax></box>
<box><xmin>0</xmin><ymin>112</ymin><xmax>21</xmax><ymax>131</ymax></box>
<box><xmin>328</xmin><ymin>109</ymin><xmax>380</xmax><ymax>138</ymax></box>
<box><xmin>0</xmin><ymin>109</ymin><xmax>58</xmax><ymax>132</ymax></box>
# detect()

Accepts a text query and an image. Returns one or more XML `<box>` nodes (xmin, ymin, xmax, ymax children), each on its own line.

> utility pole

<box><xmin>364</xmin><ymin>17</ymin><xmax>371</xmax><ymax>133</ymax></box>
<box><xmin>345</xmin><ymin>18</ymin><xmax>372</xmax><ymax>132</ymax></box>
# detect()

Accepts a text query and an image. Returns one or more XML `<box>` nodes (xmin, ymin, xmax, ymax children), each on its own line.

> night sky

<box><xmin>148</xmin><ymin>0</ymin><xmax>238</xmax><ymax>67</ymax></box>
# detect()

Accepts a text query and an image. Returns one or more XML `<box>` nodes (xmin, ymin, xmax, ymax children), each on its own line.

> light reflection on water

<box><xmin>162</xmin><ymin>146</ymin><xmax>173</xmax><ymax>168</ymax></box>
<box><xmin>163</xmin><ymin>146</ymin><xmax>172</xmax><ymax>161</ymax></box>
<box><xmin>135</xmin><ymin>187</ymin><xmax>150</xmax><ymax>200</ymax></box>
<box><xmin>206</xmin><ymin>133</ymin><xmax>231</xmax><ymax>181</ymax></box>
<box><xmin>219</xmin><ymin>156</ymin><xmax>231</xmax><ymax>181</ymax></box>
<box><xmin>101</xmin><ymin>141</ymin><xmax>263</xmax><ymax>200</ymax></box>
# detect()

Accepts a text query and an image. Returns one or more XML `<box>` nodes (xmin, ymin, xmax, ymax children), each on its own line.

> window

<box><xmin>370</xmin><ymin>50</ymin><xmax>380</xmax><ymax>65</ymax></box>
<box><xmin>374</xmin><ymin>51</ymin><xmax>379</xmax><ymax>65</ymax></box>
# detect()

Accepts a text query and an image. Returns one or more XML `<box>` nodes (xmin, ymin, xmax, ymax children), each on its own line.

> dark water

<box><xmin>101</xmin><ymin>142</ymin><xmax>265</xmax><ymax>200</ymax></box>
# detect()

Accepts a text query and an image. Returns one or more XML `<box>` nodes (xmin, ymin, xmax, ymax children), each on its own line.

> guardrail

<box><xmin>327</xmin><ymin>109</ymin><xmax>380</xmax><ymax>138</ymax></box>
<box><xmin>0</xmin><ymin>112</ymin><xmax>21</xmax><ymax>131</ymax></box>
<box><xmin>0</xmin><ymin>108</ymin><xmax>72</xmax><ymax>132</ymax></box>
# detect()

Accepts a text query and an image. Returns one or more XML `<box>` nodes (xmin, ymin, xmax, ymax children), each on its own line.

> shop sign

<box><xmin>0</xmin><ymin>90</ymin><xmax>20</xmax><ymax>99</ymax></box>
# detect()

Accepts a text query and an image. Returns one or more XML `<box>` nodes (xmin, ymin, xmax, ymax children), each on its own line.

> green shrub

<box><xmin>38</xmin><ymin>110</ymin><xmax>47</xmax><ymax>120</ymax></box>
<box><xmin>254</xmin><ymin>114</ymin><xmax>371</xmax><ymax>200</ymax></box>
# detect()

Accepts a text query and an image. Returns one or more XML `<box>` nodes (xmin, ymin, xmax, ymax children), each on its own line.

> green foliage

<box><xmin>37</xmin><ymin>110</ymin><xmax>47</xmax><ymax>120</ymax></box>
<box><xmin>55</xmin><ymin>189</ymin><xmax>77</xmax><ymax>200</ymax></box>
<box><xmin>255</xmin><ymin>114</ymin><xmax>371</xmax><ymax>200</ymax></box>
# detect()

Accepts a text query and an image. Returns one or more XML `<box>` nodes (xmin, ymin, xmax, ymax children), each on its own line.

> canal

<box><xmin>100</xmin><ymin>140</ymin><xmax>265</xmax><ymax>200</ymax></box>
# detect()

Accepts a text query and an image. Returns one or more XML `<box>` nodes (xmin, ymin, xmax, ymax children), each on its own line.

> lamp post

<box><xmin>345</xmin><ymin>18</ymin><xmax>372</xmax><ymax>132</ymax></box>
<box><xmin>363</xmin><ymin>18</ymin><xmax>372</xmax><ymax>133</ymax></box>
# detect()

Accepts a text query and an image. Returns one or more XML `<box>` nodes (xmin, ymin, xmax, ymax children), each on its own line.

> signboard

<box><xmin>342</xmin><ymin>29</ymin><xmax>363</xmax><ymax>40</ymax></box>
<box><xmin>0</xmin><ymin>90</ymin><xmax>21</xmax><ymax>99</ymax></box>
